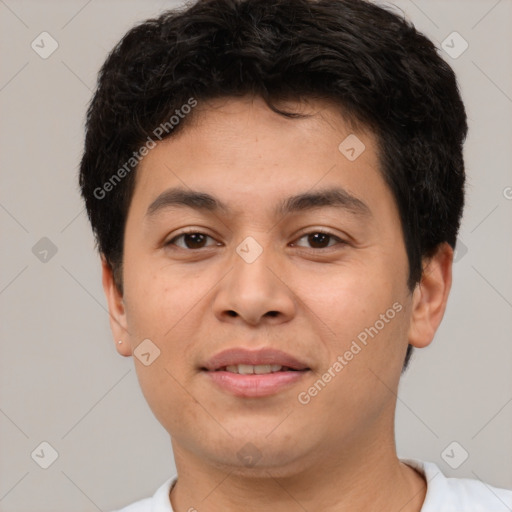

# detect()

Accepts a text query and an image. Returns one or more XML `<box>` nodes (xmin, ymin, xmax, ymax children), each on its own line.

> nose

<box><xmin>211</xmin><ymin>240</ymin><xmax>297</xmax><ymax>326</ymax></box>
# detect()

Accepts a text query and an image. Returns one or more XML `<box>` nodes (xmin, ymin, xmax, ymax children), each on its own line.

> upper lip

<box><xmin>202</xmin><ymin>348</ymin><xmax>310</xmax><ymax>371</ymax></box>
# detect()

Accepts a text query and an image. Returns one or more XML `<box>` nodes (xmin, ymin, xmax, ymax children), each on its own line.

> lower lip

<box><xmin>203</xmin><ymin>370</ymin><xmax>309</xmax><ymax>397</ymax></box>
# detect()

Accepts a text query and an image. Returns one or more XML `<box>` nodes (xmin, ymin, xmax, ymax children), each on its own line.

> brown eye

<box><xmin>307</xmin><ymin>232</ymin><xmax>331</xmax><ymax>248</ymax></box>
<box><xmin>293</xmin><ymin>231</ymin><xmax>344</xmax><ymax>249</ymax></box>
<box><xmin>167</xmin><ymin>232</ymin><xmax>217</xmax><ymax>249</ymax></box>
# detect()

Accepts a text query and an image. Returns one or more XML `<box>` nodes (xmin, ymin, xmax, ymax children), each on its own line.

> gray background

<box><xmin>0</xmin><ymin>0</ymin><xmax>511</xmax><ymax>510</ymax></box>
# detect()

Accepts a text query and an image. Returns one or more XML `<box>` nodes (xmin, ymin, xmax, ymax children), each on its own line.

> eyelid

<box><xmin>165</xmin><ymin>228</ymin><xmax>347</xmax><ymax>250</ymax></box>
<box><xmin>291</xmin><ymin>230</ymin><xmax>346</xmax><ymax>249</ymax></box>
<box><xmin>165</xmin><ymin>229</ymin><xmax>221</xmax><ymax>249</ymax></box>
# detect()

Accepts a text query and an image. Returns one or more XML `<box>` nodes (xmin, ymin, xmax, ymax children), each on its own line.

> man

<box><xmin>79</xmin><ymin>0</ymin><xmax>512</xmax><ymax>510</ymax></box>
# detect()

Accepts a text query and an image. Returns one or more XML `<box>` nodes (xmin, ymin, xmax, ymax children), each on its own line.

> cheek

<box><xmin>134</xmin><ymin>361</ymin><xmax>201</xmax><ymax>440</ymax></box>
<box><xmin>123</xmin><ymin>269</ymin><xmax>203</xmax><ymax>429</ymax></box>
<box><xmin>292</xmin><ymin>256</ymin><xmax>409</xmax><ymax>385</ymax></box>
<box><xmin>299</xmin><ymin>300</ymin><xmax>409</xmax><ymax>428</ymax></box>
<box><xmin>123</xmin><ymin>266</ymin><xmax>206</xmax><ymax>381</ymax></box>
<box><xmin>123</xmin><ymin>262</ymin><xmax>190</xmax><ymax>336</ymax></box>
<box><xmin>293</xmin><ymin>260</ymin><xmax>395</xmax><ymax>332</ymax></box>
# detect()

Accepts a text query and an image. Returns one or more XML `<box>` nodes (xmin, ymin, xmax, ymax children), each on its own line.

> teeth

<box><xmin>224</xmin><ymin>364</ymin><xmax>284</xmax><ymax>374</ymax></box>
<box><xmin>254</xmin><ymin>364</ymin><xmax>272</xmax><ymax>374</ymax></box>
<box><xmin>238</xmin><ymin>364</ymin><xmax>255</xmax><ymax>375</ymax></box>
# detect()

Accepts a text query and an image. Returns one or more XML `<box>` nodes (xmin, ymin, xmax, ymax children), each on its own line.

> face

<box><xmin>103</xmin><ymin>96</ymin><xmax>451</xmax><ymax>477</ymax></box>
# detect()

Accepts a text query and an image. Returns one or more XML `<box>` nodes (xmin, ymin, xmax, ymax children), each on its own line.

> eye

<box><xmin>166</xmin><ymin>231</ymin><xmax>220</xmax><ymax>250</ymax></box>
<box><xmin>292</xmin><ymin>231</ymin><xmax>345</xmax><ymax>249</ymax></box>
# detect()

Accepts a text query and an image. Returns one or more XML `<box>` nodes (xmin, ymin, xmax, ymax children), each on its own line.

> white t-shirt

<box><xmin>110</xmin><ymin>459</ymin><xmax>512</xmax><ymax>511</ymax></box>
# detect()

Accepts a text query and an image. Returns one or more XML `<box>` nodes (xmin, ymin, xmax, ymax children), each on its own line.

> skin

<box><xmin>102</xmin><ymin>96</ymin><xmax>453</xmax><ymax>512</ymax></box>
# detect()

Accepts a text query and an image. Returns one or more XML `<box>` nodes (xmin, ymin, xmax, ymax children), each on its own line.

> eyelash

<box><xmin>165</xmin><ymin>229</ymin><xmax>346</xmax><ymax>251</ymax></box>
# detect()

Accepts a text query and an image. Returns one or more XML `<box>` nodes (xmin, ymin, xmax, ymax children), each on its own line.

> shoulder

<box><xmin>108</xmin><ymin>476</ymin><xmax>177</xmax><ymax>512</ymax></box>
<box><xmin>402</xmin><ymin>458</ymin><xmax>512</xmax><ymax>512</ymax></box>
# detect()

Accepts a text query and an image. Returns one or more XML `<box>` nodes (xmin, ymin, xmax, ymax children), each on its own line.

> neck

<box><xmin>169</xmin><ymin>432</ymin><xmax>426</xmax><ymax>512</ymax></box>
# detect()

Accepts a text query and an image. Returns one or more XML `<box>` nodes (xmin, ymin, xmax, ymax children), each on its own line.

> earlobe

<box><xmin>407</xmin><ymin>243</ymin><xmax>453</xmax><ymax>349</ymax></box>
<box><xmin>101</xmin><ymin>255</ymin><xmax>132</xmax><ymax>357</ymax></box>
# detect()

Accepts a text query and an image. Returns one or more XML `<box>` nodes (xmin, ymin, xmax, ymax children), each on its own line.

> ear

<box><xmin>408</xmin><ymin>242</ymin><xmax>453</xmax><ymax>349</ymax></box>
<box><xmin>101</xmin><ymin>255</ymin><xmax>132</xmax><ymax>357</ymax></box>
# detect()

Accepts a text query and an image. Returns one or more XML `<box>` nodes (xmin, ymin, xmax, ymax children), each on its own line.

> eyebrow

<box><xmin>145</xmin><ymin>186</ymin><xmax>372</xmax><ymax>219</ymax></box>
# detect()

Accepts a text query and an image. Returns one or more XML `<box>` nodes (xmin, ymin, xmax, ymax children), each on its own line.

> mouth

<box><xmin>200</xmin><ymin>347</ymin><xmax>311</xmax><ymax>397</ymax></box>
<box><xmin>204</xmin><ymin>364</ymin><xmax>308</xmax><ymax>374</ymax></box>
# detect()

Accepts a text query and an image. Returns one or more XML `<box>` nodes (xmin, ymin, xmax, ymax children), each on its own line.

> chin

<box><xmin>202</xmin><ymin>436</ymin><xmax>313</xmax><ymax>477</ymax></box>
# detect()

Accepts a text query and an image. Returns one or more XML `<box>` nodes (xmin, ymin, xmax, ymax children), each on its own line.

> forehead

<box><xmin>129</xmin><ymin>95</ymin><xmax>392</xmax><ymax>222</ymax></box>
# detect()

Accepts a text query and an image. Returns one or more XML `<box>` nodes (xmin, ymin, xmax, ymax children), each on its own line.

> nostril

<box><xmin>226</xmin><ymin>310</ymin><xmax>237</xmax><ymax>317</ymax></box>
<box><xmin>265</xmin><ymin>311</ymin><xmax>279</xmax><ymax>317</ymax></box>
